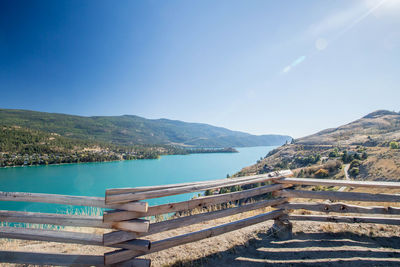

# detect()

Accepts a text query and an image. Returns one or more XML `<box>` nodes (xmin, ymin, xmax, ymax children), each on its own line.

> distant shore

<box><xmin>0</xmin><ymin>147</ymin><xmax>238</xmax><ymax>168</ymax></box>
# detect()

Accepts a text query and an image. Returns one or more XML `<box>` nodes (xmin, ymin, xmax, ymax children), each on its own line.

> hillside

<box><xmin>237</xmin><ymin>110</ymin><xmax>400</xmax><ymax>181</ymax></box>
<box><xmin>0</xmin><ymin>109</ymin><xmax>291</xmax><ymax>148</ymax></box>
<box><xmin>0</xmin><ymin>125</ymin><xmax>201</xmax><ymax>167</ymax></box>
<box><xmin>296</xmin><ymin>110</ymin><xmax>400</xmax><ymax>146</ymax></box>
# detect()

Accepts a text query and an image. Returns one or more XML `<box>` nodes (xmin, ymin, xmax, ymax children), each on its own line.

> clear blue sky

<box><xmin>1</xmin><ymin>0</ymin><xmax>399</xmax><ymax>138</ymax></box>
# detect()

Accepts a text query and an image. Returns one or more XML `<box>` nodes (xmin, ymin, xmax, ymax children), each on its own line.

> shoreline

<box><xmin>0</xmin><ymin>148</ymin><xmax>240</xmax><ymax>169</ymax></box>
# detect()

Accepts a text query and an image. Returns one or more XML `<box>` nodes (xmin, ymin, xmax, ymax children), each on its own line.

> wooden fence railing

<box><xmin>273</xmin><ymin>177</ymin><xmax>400</xmax><ymax>226</ymax></box>
<box><xmin>1</xmin><ymin>170</ymin><xmax>400</xmax><ymax>266</ymax></box>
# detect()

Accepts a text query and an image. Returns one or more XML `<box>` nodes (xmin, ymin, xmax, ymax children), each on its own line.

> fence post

<box><xmin>270</xmin><ymin>214</ymin><xmax>292</xmax><ymax>239</ymax></box>
<box><xmin>270</xmin><ymin>184</ymin><xmax>293</xmax><ymax>240</ymax></box>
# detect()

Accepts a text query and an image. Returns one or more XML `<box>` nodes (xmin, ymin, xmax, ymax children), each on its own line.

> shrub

<box><xmin>295</xmin><ymin>154</ymin><xmax>321</xmax><ymax>167</ymax></box>
<box><xmin>349</xmin><ymin>167</ymin><xmax>360</xmax><ymax>177</ymax></box>
<box><xmin>230</xmin><ymin>185</ymin><xmax>242</xmax><ymax>192</ymax></box>
<box><xmin>350</xmin><ymin>159</ymin><xmax>361</xmax><ymax>169</ymax></box>
<box><xmin>314</xmin><ymin>168</ymin><xmax>329</xmax><ymax>178</ymax></box>
<box><xmin>219</xmin><ymin>187</ymin><xmax>230</xmax><ymax>194</ymax></box>
<box><xmin>341</xmin><ymin>150</ymin><xmax>356</xmax><ymax>163</ymax></box>
<box><xmin>390</xmin><ymin>141</ymin><xmax>399</xmax><ymax>149</ymax></box>
<box><xmin>329</xmin><ymin>148</ymin><xmax>339</xmax><ymax>158</ymax></box>
<box><xmin>204</xmin><ymin>189</ymin><xmax>214</xmax><ymax>196</ymax></box>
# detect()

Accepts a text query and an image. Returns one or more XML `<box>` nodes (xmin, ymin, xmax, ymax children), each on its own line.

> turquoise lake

<box><xmin>0</xmin><ymin>146</ymin><xmax>275</xmax><ymax>214</ymax></box>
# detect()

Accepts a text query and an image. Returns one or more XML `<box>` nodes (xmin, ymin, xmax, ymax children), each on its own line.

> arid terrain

<box><xmin>238</xmin><ymin>110</ymin><xmax>400</xmax><ymax>181</ymax></box>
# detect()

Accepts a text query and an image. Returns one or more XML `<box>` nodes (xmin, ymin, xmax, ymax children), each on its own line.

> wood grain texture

<box><xmin>106</xmin><ymin>170</ymin><xmax>292</xmax><ymax>204</ymax></box>
<box><xmin>278</xmin><ymin>189</ymin><xmax>400</xmax><ymax>203</ymax></box>
<box><xmin>111</xmin><ymin>219</ymin><xmax>150</xmax><ymax>233</ymax></box>
<box><xmin>276</xmin><ymin>202</ymin><xmax>400</xmax><ymax>215</ymax></box>
<box><xmin>106</xmin><ymin>170</ymin><xmax>292</xmax><ymax>196</ymax></box>
<box><xmin>0</xmin><ymin>226</ymin><xmax>151</xmax><ymax>252</ymax></box>
<box><xmin>103</xmin><ymin>183</ymin><xmax>291</xmax><ymax>222</ymax></box>
<box><xmin>113</xmin><ymin>258</ymin><xmax>151</xmax><ymax>267</ymax></box>
<box><xmin>0</xmin><ymin>251</ymin><xmax>104</xmax><ymax>266</ymax></box>
<box><xmin>275</xmin><ymin>177</ymin><xmax>400</xmax><ymax>189</ymax></box>
<box><xmin>289</xmin><ymin>214</ymin><xmax>400</xmax><ymax>225</ymax></box>
<box><xmin>0</xmin><ymin>226</ymin><xmax>103</xmax><ymax>245</ymax></box>
<box><xmin>104</xmin><ymin>209</ymin><xmax>285</xmax><ymax>264</ymax></box>
<box><xmin>103</xmin><ymin>197</ymin><xmax>287</xmax><ymax>245</ymax></box>
<box><xmin>0</xmin><ymin>191</ymin><xmax>147</xmax><ymax>212</ymax></box>
<box><xmin>0</xmin><ymin>210</ymin><xmax>111</xmax><ymax>228</ymax></box>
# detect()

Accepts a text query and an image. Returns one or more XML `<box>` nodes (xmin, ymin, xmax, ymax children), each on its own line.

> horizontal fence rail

<box><xmin>104</xmin><ymin>209</ymin><xmax>286</xmax><ymax>265</ymax></box>
<box><xmin>275</xmin><ymin>177</ymin><xmax>400</xmax><ymax>189</ymax></box>
<box><xmin>105</xmin><ymin>170</ymin><xmax>292</xmax><ymax>204</ymax></box>
<box><xmin>277</xmin><ymin>189</ymin><xmax>400</xmax><ymax>202</ymax></box>
<box><xmin>2</xmin><ymin>170</ymin><xmax>400</xmax><ymax>266</ymax></box>
<box><xmin>0</xmin><ymin>170</ymin><xmax>292</xmax><ymax>266</ymax></box>
<box><xmin>103</xmin><ymin>183</ymin><xmax>292</xmax><ymax>222</ymax></box>
<box><xmin>289</xmin><ymin>214</ymin><xmax>400</xmax><ymax>225</ymax></box>
<box><xmin>0</xmin><ymin>191</ymin><xmax>148</xmax><ymax>212</ymax></box>
<box><xmin>103</xmin><ymin>197</ymin><xmax>288</xmax><ymax>246</ymax></box>
<box><xmin>276</xmin><ymin>202</ymin><xmax>400</xmax><ymax>215</ymax></box>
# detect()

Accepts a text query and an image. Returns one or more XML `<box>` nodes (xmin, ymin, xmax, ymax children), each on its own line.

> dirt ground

<box><xmin>164</xmin><ymin>221</ymin><xmax>400</xmax><ymax>267</ymax></box>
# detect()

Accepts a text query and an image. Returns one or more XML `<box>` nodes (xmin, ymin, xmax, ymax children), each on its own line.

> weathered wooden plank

<box><xmin>104</xmin><ymin>209</ymin><xmax>285</xmax><ymax>264</ymax></box>
<box><xmin>106</xmin><ymin>170</ymin><xmax>292</xmax><ymax>204</ymax></box>
<box><xmin>0</xmin><ymin>191</ymin><xmax>148</xmax><ymax>212</ymax></box>
<box><xmin>0</xmin><ymin>251</ymin><xmax>104</xmax><ymax>266</ymax></box>
<box><xmin>111</xmin><ymin>201</ymin><xmax>148</xmax><ymax>212</ymax></box>
<box><xmin>276</xmin><ymin>202</ymin><xmax>400</xmax><ymax>215</ymax></box>
<box><xmin>103</xmin><ymin>183</ymin><xmax>291</xmax><ymax>222</ymax></box>
<box><xmin>289</xmin><ymin>214</ymin><xmax>400</xmax><ymax>225</ymax></box>
<box><xmin>275</xmin><ymin>177</ymin><xmax>400</xmax><ymax>189</ymax></box>
<box><xmin>113</xmin><ymin>258</ymin><xmax>151</xmax><ymax>267</ymax></box>
<box><xmin>115</xmin><ymin>239</ymin><xmax>151</xmax><ymax>252</ymax></box>
<box><xmin>103</xmin><ymin>197</ymin><xmax>287</xmax><ymax>245</ymax></box>
<box><xmin>106</xmin><ymin>170</ymin><xmax>292</xmax><ymax>196</ymax></box>
<box><xmin>0</xmin><ymin>210</ymin><xmax>112</xmax><ymax>228</ymax></box>
<box><xmin>107</xmin><ymin>181</ymin><xmax>212</xmax><ymax>195</ymax></box>
<box><xmin>111</xmin><ymin>219</ymin><xmax>150</xmax><ymax>233</ymax></box>
<box><xmin>278</xmin><ymin>189</ymin><xmax>400</xmax><ymax>203</ymax></box>
<box><xmin>0</xmin><ymin>226</ymin><xmax>103</xmax><ymax>246</ymax></box>
<box><xmin>146</xmin><ymin>197</ymin><xmax>287</xmax><ymax>236</ymax></box>
<box><xmin>0</xmin><ymin>226</ymin><xmax>151</xmax><ymax>252</ymax></box>
<box><xmin>103</xmin><ymin>230</ymin><xmax>139</xmax><ymax>247</ymax></box>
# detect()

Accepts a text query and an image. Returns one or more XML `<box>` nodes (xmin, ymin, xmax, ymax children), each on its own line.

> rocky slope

<box><xmin>237</xmin><ymin>110</ymin><xmax>400</xmax><ymax>181</ymax></box>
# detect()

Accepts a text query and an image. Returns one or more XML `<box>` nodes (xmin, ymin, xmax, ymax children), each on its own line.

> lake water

<box><xmin>0</xmin><ymin>146</ymin><xmax>275</xmax><ymax>214</ymax></box>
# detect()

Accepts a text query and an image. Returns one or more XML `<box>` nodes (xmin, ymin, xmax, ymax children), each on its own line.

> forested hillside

<box><xmin>0</xmin><ymin>109</ymin><xmax>291</xmax><ymax>148</ymax></box>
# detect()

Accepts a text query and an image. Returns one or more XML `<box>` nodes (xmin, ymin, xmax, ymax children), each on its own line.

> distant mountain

<box><xmin>0</xmin><ymin>109</ymin><xmax>291</xmax><ymax>148</ymax></box>
<box><xmin>296</xmin><ymin>110</ymin><xmax>400</xmax><ymax>146</ymax></box>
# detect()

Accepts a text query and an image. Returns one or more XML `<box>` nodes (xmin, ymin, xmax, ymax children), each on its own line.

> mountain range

<box><xmin>0</xmin><ymin>109</ymin><xmax>291</xmax><ymax>148</ymax></box>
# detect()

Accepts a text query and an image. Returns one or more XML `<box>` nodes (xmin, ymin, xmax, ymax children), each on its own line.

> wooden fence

<box><xmin>1</xmin><ymin>170</ymin><xmax>400</xmax><ymax>266</ymax></box>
